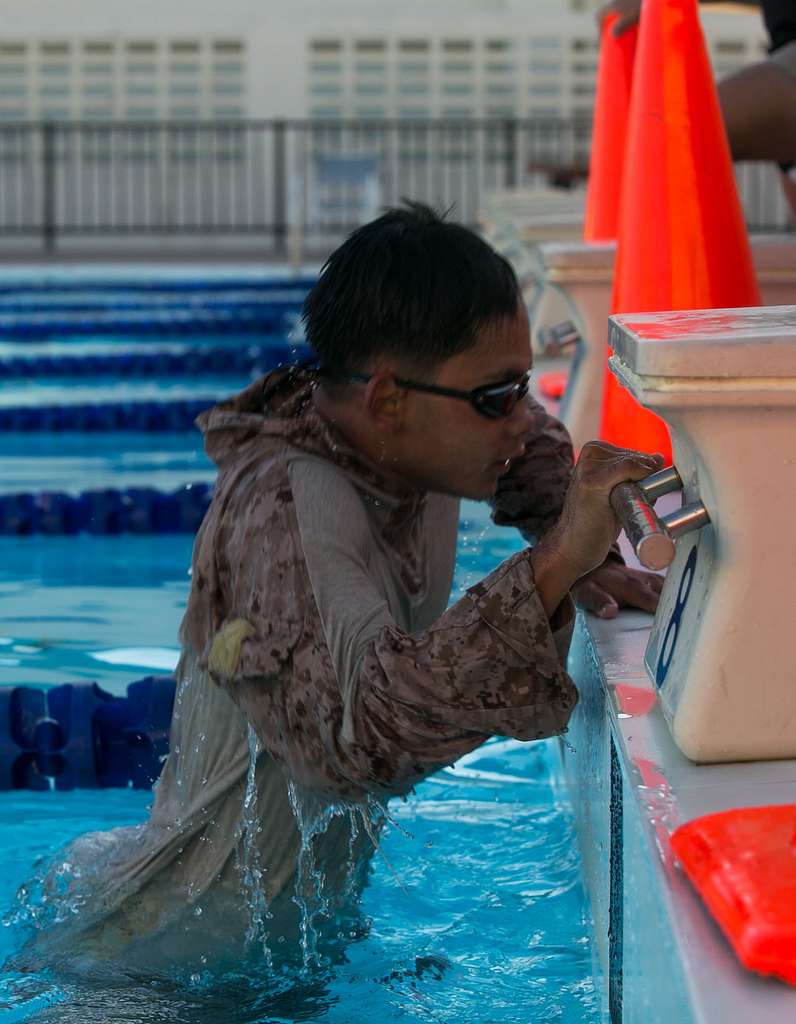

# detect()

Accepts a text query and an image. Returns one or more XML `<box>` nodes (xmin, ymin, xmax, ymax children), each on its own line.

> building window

<box><xmin>0</xmin><ymin>66</ymin><xmax>25</xmax><ymax>76</ymax></box>
<box><xmin>0</xmin><ymin>85</ymin><xmax>25</xmax><ymax>97</ymax></box>
<box><xmin>355</xmin><ymin>83</ymin><xmax>387</xmax><ymax>95</ymax></box>
<box><xmin>171</xmin><ymin>62</ymin><xmax>200</xmax><ymax>74</ymax></box>
<box><xmin>0</xmin><ymin>107</ymin><xmax>27</xmax><ymax>119</ymax></box>
<box><xmin>311</xmin><ymin>61</ymin><xmax>341</xmax><ymax>74</ymax></box>
<box><xmin>355</xmin><ymin>40</ymin><xmax>387</xmax><ymax>53</ymax></box>
<box><xmin>443</xmin><ymin>106</ymin><xmax>473</xmax><ymax>118</ymax></box>
<box><xmin>170</xmin><ymin>84</ymin><xmax>201</xmax><ymax>96</ymax></box>
<box><xmin>126</xmin><ymin>41</ymin><xmax>157</xmax><ymax>54</ymax></box>
<box><xmin>572</xmin><ymin>83</ymin><xmax>594</xmax><ymax>96</ymax></box>
<box><xmin>213</xmin><ymin>61</ymin><xmax>242</xmax><ymax>74</ymax></box>
<box><xmin>530</xmin><ymin>37</ymin><xmax>561</xmax><ymax>50</ymax></box>
<box><xmin>399</xmin><ymin>40</ymin><xmax>429</xmax><ymax>53</ymax></box>
<box><xmin>83</xmin><ymin>42</ymin><xmax>114</xmax><ymax>55</ymax></box>
<box><xmin>399</xmin><ymin>83</ymin><xmax>428</xmax><ymax>95</ymax></box>
<box><xmin>311</xmin><ymin>83</ymin><xmax>343</xmax><ymax>96</ymax></box>
<box><xmin>399</xmin><ymin>106</ymin><xmax>429</xmax><ymax>118</ymax></box>
<box><xmin>213</xmin><ymin>105</ymin><xmax>243</xmax><ymax>118</ymax></box>
<box><xmin>82</xmin><ymin>84</ymin><xmax>114</xmax><ymax>98</ymax></box>
<box><xmin>126</xmin><ymin>105</ymin><xmax>157</xmax><ymax>118</ymax></box>
<box><xmin>486</xmin><ymin>40</ymin><xmax>511</xmax><ymax>52</ymax></box>
<box><xmin>487</xmin><ymin>83</ymin><xmax>515</xmax><ymax>95</ymax></box>
<box><xmin>530</xmin><ymin>83</ymin><xmax>561</xmax><ymax>96</ymax></box>
<box><xmin>85</xmin><ymin>63</ymin><xmax>113</xmax><ymax>75</ymax></box>
<box><xmin>572</xmin><ymin>61</ymin><xmax>597</xmax><ymax>74</ymax></box>
<box><xmin>310</xmin><ymin>105</ymin><xmax>342</xmax><ymax>118</ymax></box>
<box><xmin>170</xmin><ymin>104</ymin><xmax>199</xmax><ymax>117</ymax></box>
<box><xmin>487</xmin><ymin>105</ymin><xmax>515</xmax><ymax>117</ymax></box>
<box><xmin>443</xmin><ymin>61</ymin><xmax>473</xmax><ymax>74</ymax></box>
<box><xmin>39</xmin><ymin>64</ymin><xmax>70</xmax><ymax>76</ymax></box>
<box><xmin>127</xmin><ymin>84</ymin><xmax>156</xmax><ymax>96</ymax></box>
<box><xmin>443</xmin><ymin>83</ymin><xmax>473</xmax><ymax>95</ymax></box>
<box><xmin>355</xmin><ymin>106</ymin><xmax>385</xmax><ymax>117</ymax></box>
<box><xmin>40</xmin><ymin>84</ymin><xmax>71</xmax><ymax>98</ymax></box>
<box><xmin>83</xmin><ymin>106</ymin><xmax>113</xmax><ymax>118</ymax></box>
<box><xmin>213</xmin><ymin>40</ymin><xmax>243</xmax><ymax>54</ymax></box>
<box><xmin>40</xmin><ymin>43</ymin><xmax>70</xmax><ymax>56</ymax></box>
<box><xmin>0</xmin><ymin>44</ymin><xmax>26</xmax><ymax>56</ymax></box>
<box><xmin>311</xmin><ymin>40</ymin><xmax>343</xmax><ymax>54</ymax></box>
<box><xmin>355</xmin><ymin>61</ymin><xmax>386</xmax><ymax>74</ymax></box>
<box><xmin>443</xmin><ymin>40</ymin><xmax>473</xmax><ymax>53</ymax></box>
<box><xmin>170</xmin><ymin>41</ymin><xmax>201</xmax><ymax>54</ymax></box>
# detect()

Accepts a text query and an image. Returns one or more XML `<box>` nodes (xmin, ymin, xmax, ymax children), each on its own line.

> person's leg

<box><xmin>718</xmin><ymin>42</ymin><xmax>796</xmax><ymax>163</ymax></box>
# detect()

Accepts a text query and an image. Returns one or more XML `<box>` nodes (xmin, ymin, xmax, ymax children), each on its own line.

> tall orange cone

<box><xmin>583</xmin><ymin>13</ymin><xmax>638</xmax><ymax>241</ymax></box>
<box><xmin>599</xmin><ymin>0</ymin><xmax>762</xmax><ymax>458</ymax></box>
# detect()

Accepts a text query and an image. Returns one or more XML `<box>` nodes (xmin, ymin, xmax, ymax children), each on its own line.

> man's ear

<box><xmin>362</xmin><ymin>370</ymin><xmax>406</xmax><ymax>433</ymax></box>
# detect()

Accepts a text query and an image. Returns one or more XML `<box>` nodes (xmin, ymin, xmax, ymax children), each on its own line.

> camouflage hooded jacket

<box><xmin>182</xmin><ymin>366</ymin><xmax>579</xmax><ymax>804</ymax></box>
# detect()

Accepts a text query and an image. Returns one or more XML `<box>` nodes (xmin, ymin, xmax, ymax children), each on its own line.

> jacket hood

<box><xmin>196</xmin><ymin>366</ymin><xmax>427</xmax><ymax>531</ymax></box>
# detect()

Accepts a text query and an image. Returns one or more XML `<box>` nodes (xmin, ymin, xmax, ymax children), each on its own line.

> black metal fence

<box><xmin>0</xmin><ymin>119</ymin><xmax>788</xmax><ymax>252</ymax></box>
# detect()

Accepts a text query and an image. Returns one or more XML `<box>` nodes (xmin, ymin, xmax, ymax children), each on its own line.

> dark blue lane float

<box><xmin>0</xmin><ymin>275</ymin><xmax>317</xmax><ymax>296</ymax></box>
<box><xmin>0</xmin><ymin>341</ymin><xmax>309</xmax><ymax>379</ymax></box>
<box><xmin>0</xmin><ymin>304</ymin><xmax>304</xmax><ymax>341</ymax></box>
<box><xmin>0</xmin><ymin>482</ymin><xmax>212</xmax><ymax>535</ymax></box>
<box><xmin>0</xmin><ymin>398</ymin><xmax>216</xmax><ymax>432</ymax></box>
<box><xmin>0</xmin><ymin>288</ymin><xmax>310</xmax><ymax>315</ymax></box>
<box><xmin>0</xmin><ymin>676</ymin><xmax>176</xmax><ymax>790</ymax></box>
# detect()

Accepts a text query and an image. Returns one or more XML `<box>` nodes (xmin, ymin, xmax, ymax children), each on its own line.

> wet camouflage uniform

<box><xmin>21</xmin><ymin>367</ymin><xmax>580</xmax><ymax>972</ymax></box>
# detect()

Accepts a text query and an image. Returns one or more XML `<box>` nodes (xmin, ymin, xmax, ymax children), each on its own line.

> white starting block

<box><xmin>536</xmin><ymin>236</ymin><xmax>796</xmax><ymax>448</ymax></box>
<box><xmin>608</xmin><ymin>305</ymin><xmax>796</xmax><ymax>763</ymax></box>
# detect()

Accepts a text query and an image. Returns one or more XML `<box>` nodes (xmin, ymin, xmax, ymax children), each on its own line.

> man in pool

<box><xmin>26</xmin><ymin>203</ymin><xmax>662</xmax><ymax>974</ymax></box>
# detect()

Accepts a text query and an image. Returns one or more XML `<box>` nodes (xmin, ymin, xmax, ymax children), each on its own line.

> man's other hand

<box><xmin>597</xmin><ymin>0</ymin><xmax>641</xmax><ymax>35</ymax></box>
<box><xmin>573</xmin><ymin>561</ymin><xmax>663</xmax><ymax>619</ymax></box>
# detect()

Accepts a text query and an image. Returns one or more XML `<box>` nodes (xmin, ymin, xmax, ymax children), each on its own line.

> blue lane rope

<box><xmin>0</xmin><ymin>340</ymin><xmax>309</xmax><ymax>379</ymax></box>
<box><xmin>0</xmin><ymin>276</ymin><xmax>317</xmax><ymax>296</ymax></box>
<box><xmin>0</xmin><ymin>399</ymin><xmax>216</xmax><ymax>432</ymax></box>
<box><xmin>0</xmin><ymin>289</ymin><xmax>309</xmax><ymax>314</ymax></box>
<box><xmin>0</xmin><ymin>304</ymin><xmax>305</xmax><ymax>340</ymax></box>
<box><xmin>0</xmin><ymin>482</ymin><xmax>213</xmax><ymax>535</ymax></box>
<box><xmin>0</xmin><ymin>676</ymin><xmax>176</xmax><ymax>790</ymax></box>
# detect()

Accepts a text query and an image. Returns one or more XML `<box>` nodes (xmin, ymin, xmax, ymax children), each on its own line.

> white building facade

<box><xmin>0</xmin><ymin>0</ymin><xmax>767</xmax><ymax>123</ymax></box>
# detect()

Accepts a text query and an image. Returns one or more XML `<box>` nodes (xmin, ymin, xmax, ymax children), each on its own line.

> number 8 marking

<box><xmin>655</xmin><ymin>545</ymin><xmax>698</xmax><ymax>689</ymax></box>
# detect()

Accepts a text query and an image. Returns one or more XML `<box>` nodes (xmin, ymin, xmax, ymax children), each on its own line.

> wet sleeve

<box><xmin>488</xmin><ymin>396</ymin><xmax>574</xmax><ymax>544</ymax></box>
<box><xmin>290</xmin><ymin>459</ymin><xmax>578</xmax><ymax>797</ymax></box>
<box><xmin>488</xmin><ymin>397</ymin><xmax>624</xmax><ymax>565</ymax></box>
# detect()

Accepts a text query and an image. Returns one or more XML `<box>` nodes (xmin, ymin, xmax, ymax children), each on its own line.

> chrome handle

<box><xmin>637</xmin><ymin>465</ymin><xmax>682</xmax><ymax>503</ymax></box>
<box><xmin>610</xmin><ymin>481</ymin><xmax>676</xmax><ymax>570</ymax></box>
<box><xmin>610</xmin><ymin>466</ymin><xmax>710</xmax><ymax>570</ymax></box>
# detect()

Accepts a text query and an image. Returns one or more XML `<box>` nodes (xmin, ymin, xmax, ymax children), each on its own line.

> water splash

<box><xmin>237</xmin><ymin>725</ymin><xmax>273</xmax><ymax>966</ymax></box>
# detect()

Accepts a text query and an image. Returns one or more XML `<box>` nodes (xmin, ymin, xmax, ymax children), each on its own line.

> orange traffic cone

<box><xmin>599</xmin><ymin>0</ymin><xmax>761</xmax><ymax>458</ymax></box>
<box><xmin>583</xmin><ymin>13</ymin><xmax>638</xmax><ymax>242</ymax></box>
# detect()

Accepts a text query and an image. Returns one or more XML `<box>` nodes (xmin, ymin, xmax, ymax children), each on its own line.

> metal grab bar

<box><xmin>610</xmin><ymin>466</ymin><xmax>710</xmax><ymax>570</ymax></box>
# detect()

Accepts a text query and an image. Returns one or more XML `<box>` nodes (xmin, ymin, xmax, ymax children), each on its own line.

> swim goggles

<box><xmin>321</xmin><ymin>368</ymin><xmax>532</xmax><ymax>420</ymax></box>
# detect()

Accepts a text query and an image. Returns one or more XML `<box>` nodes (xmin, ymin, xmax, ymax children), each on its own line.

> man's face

<box><xmin>397</xmin><ymin>301</ymin><xmax>535</xmax><ymax>500</ymax></box>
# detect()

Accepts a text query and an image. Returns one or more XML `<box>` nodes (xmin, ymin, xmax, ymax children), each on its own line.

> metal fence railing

<box><xmin>0</xmin><ymin>119</ymin><xmax>788</xmax><ymax>253</ymax></box>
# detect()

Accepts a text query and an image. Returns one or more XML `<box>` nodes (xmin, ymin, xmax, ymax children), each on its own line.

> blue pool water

<box><xmin>0</xmin><ymin>285</ymin><xmax>598</xmax><ymax>1022</ymax></box>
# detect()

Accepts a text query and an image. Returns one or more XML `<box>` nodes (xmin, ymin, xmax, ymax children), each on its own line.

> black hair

<box><xmin>301</xmin><ymin>201</ymin><xmax>520</xmax><ymax>376</ymax></box>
